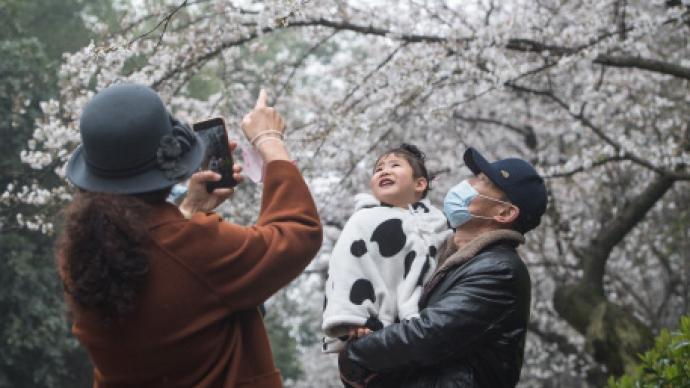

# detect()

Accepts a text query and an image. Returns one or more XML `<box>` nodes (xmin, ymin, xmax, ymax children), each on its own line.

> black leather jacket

<box><xmin>345</xmin><ymin>230</ymin><xmax>531</xmax><ymax>388</ymax></box>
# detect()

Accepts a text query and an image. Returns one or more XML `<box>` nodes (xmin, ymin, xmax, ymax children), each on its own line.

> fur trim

<box><xmin>437</xmin><ymin>229</ymin><xmax>525</xmax><ymax>271</ymax></box>
<box><xmin>420</xmin><ymin>229</ymin><xmax>525</xmax><ymax>307</ymax></box>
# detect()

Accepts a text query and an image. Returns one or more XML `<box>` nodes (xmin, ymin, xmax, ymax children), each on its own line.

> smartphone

<box><xmin>192</xmin><ymin>117</ymin><xmax>238</xmax><ymax>192</ymax></box>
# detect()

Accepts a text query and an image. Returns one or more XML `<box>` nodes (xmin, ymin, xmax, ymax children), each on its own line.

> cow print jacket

<box><xmin>321</xmin><ymin>193</ymin><xmax>451</xmax><ymax>352</ymax></box>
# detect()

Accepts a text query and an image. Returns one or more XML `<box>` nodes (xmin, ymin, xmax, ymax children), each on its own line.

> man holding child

<box><xmin>338</xmin><ymin>147</ymin><xmax>548</xmax><ymax>388</ymax></box>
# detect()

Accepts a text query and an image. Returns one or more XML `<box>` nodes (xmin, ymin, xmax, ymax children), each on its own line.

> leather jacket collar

<box><xmin>438</xmin><ymin>229</ymin><xmax>524</xmax><ymax>271</ymax></box>
<box><xmin>420</xmin><ymin>229</ymin><xmax>524</xmax><ymax>306</ymax></box>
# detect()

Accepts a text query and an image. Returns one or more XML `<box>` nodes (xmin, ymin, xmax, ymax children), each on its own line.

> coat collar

<box><xmin>145</xmin><ymin>202</ymin><xmax>186</xmax><ymax>228</ymax></box>
<box><xmin>420</xmin><ymin>229</ymin><xmax>524</xmax><ymax>307</ymax></box>
<box><xmin>437</xmin><ymin>229</ymin><xmax>525</xmax><ymax>272</ymax></box>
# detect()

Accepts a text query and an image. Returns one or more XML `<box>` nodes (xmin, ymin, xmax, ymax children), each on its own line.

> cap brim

<box><xmin>463</xmin><ymin>147</ymin><xmax>507</xmax><ymax>192</ymax></box>
<box><xmin>66</xmin><ymin>139</ymin><xmax>204</xmax><ymax>194</ymax></box>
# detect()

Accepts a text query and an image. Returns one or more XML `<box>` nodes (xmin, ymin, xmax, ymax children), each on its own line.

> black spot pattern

<box><xmin>323</xmin><ymin>295</ymin><xmax>327</xmax><ymax>311</ymax></box>
<box><xmin>370</xmin><ymin>218</ymin><xmax>407</xmax><ymax>257</ymax></box>
<box><xmin>416</xmin><ymin>256</ymin><xmax>431</xmax><ymax>286</ymax></box>
<box><xmin>429</xmin><ymin>245</ymin><xmax>437</xmax><ymax>257</ymax></box>
<box><xmin>350</xmin><ymin>239</ymin><xmax>367</xmax><ymax>257</ymax></box>
<box><xmin>404</xmin><ymin>251</ymin><xmax>416</xmax><ymax>278</ymax></box>
<box><xmin>338</xmin><ymin>335</ymin><xmax>350</xmax><ymax>341</ymax></box>
<box><xmin>412</xmin><ymin>202</ymin><xmax>430</xmax><ymax>213</ymax></box>
<box><xmin>349</xmin><ymin>279</ymin><xmax>376</xmax><ymax>305</ymax></box>
<box><xmin>365</xmin><ymin>316</ymin><xmax>384</xmax><ymax>331</ymax></box>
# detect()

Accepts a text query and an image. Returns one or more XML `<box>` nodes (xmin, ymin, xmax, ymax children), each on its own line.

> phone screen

<box><xmin>192</xmin><ymin>117</ymin><xmax>237</xmax><ymax>192</ymax></box>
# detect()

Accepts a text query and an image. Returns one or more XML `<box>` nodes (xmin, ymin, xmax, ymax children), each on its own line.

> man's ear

<box><xmin>494</xmin><ymin>204</ymin><xmax>519</xmax><ymax>224</ymax></box>
<box><xmin>415</xmin><ymin>177</ymin><xmax>428</xmax><ymax>195</ymax></box>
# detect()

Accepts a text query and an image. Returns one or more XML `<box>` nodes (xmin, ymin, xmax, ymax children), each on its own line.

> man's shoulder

<box><xmin>453</xmin><ymin>242</ymin><xmax>527</xmax><ymax>279</ymax></box>
<box><xmin>475</xmin><ymin>243</ymin><xmax>523</xmax><ymax>262</ymax></box>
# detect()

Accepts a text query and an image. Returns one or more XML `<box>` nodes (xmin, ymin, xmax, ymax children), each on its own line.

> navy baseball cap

<box><xmin>463</xmin><ymin>147</ymin><xmax>547</xmax><ymax>233</ymax></box>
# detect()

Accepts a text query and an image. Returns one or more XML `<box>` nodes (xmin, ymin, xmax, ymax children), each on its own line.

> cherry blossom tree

<box><xmin>12</xmin><ymin>0</ymin><xmax>690</xmax><ymax>385</ymax></box>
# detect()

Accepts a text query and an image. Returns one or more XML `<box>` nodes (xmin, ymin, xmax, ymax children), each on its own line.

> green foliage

<box><xmin>0</xmin><ymin>0</ymin><xmax>117</xmax><ymax>61</ymax></box>
<box><xmin>608</xmin><ymin>316</ymin><xmax>690</xmax><ymax>388</ymax></box>
<box><xmin>0</xmin><ymin>232</ymin><xmax>93</xmax><ymax>387</ymax></box>
<box><xmin>0</xmin><ymin>0</ymin><xmax>117</xmax><ymax>386</ymax></box>
<box><xmin>264</xmin><ymin>307</ymin><xmax>304</xmax><ymax>384</ymax></box>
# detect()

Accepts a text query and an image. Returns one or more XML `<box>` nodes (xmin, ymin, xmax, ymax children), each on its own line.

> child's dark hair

<box><xmin>375</xmin><ymin>143</ymin><xmax>432</xmax><ymax>198</ymax></box>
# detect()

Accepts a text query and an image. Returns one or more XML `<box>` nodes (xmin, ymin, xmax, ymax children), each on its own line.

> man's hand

<box><xmin>180</xmin><ymin>141</ymin><xmax>243</xmax><ymax>216</ymax></box>
<box><xmin>338</xmin><ymin>345</ymin><xmax>376</xmax><ymax>388</ymax></box>
<box><xmin>347</xmin><ymin>326</ymin><xmax>372</xmax><ymax>339</ymax></box>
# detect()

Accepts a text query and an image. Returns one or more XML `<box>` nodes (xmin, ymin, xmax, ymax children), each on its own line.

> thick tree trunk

<box><xmin>553</xmin><ymin>283</ymin><xmax>654</xmax><ymax>376</ymax></box>
<box><xmin>552</xmin><ymin>174</ymin><xmax>674</xmax><ymax>376</ymax></box>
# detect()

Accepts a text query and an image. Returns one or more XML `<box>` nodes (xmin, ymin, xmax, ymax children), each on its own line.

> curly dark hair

<box><xmin>57</xmin><ymin>189</ymin><xmax>169</xmax><ymax>325</ymax></box>
<box><xmin>375</xmin><ymin>143</ymin><xmax>433</xmax><ymax>198</ymax></box>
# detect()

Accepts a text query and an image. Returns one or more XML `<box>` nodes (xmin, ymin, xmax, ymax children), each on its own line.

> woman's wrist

<box><xmin>257</xmin><ymin>139</ymin><xmax>290</xmax><ymax>161</ymax></box>
<box><xmin>250</xmin><ymin>129</ymin><xmax>283</xmax><ymax>145</ymax></box>
<box><xmin>178</xmin><ymin>201</ymin><xmax>195</xmax><ymax>219</ymax></box>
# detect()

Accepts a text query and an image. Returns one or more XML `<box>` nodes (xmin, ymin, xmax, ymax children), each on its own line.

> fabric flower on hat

<box><xmin>156</xmin><ymin>118</ymin><xmax>197</xmax><ymax>180</ymax></box>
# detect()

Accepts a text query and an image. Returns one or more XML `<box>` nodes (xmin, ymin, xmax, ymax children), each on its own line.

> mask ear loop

<box><xmin>475</xmin><ymin>194</ymin><xmax>517</xmax><ymax>220</ymax></box>
<box><xmin>475</xmin><ymin>193</ymin><xmax>512</xmax><ymax>206</ymax></box>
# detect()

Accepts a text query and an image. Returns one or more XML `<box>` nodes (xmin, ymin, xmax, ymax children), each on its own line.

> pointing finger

<box><xmin>254</xmin><ymin>88</ymin><xmax>268</xmax><ymax>109</ymax></box>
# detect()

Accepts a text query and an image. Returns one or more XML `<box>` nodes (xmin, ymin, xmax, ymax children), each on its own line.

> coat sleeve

<box><xmin>322</xmin><ymin>211</ymin><xmax>390</xmax><ymax>336</ymax></box>
<box><xmin>346</xmin><ymin>258</ymin><xmax>519</xmax><ymax>372</ymax></box>
<box><xmin>170</xmin><ymin>160</ymin><xmax>323</xmax><ymax>312</ymax></box>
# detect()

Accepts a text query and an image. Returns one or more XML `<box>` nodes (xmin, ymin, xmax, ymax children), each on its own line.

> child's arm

<box><xmin>396</xmin><ymin>250</ymin><xmax>435</xmax><ymax>320</ymax></box>
<box><xmin>322</xmin><ymin>211</ymin><xmax>391</xmax><ymax>337</ymax></box>
<box><xmin>397</xmin><ymin>223</ymin><xmax>450</xmax><ymax>319</ymax></box>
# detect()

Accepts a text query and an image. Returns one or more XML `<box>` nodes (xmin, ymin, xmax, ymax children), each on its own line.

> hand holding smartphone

<box><xmin>192</xmin><ymin>117</ymin><xmax>238</xmax><ymax>192</ymax></box>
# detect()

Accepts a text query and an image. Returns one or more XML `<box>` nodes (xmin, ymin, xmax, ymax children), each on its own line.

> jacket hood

<box><xmin>354</xmin><ymin>193</ymin><xmax>381</xmax><ymax>211</ymax></box>
<box><xmin>353</xmin><ymin>193</ymin><xmax>450</xmax><ymax>240</ymax></box>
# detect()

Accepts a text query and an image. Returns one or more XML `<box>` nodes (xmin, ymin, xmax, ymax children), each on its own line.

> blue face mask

<box><xmin>443</xmin><ymin>179</ymin><xmax>511</xmax><ymax>228</ymax></box>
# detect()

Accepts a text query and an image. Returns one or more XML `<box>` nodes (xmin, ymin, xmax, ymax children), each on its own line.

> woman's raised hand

<box><xmin>240</xmin><ymin>89</ymin><xmax>289</xmax><ymax>162</ymax></box>
<box><xmin>179</xmin><ymin>141</ymin><xmax>244</xmax><ymax>216</ymax></box>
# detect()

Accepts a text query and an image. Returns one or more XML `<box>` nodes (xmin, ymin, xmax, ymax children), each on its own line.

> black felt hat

<box><xmin>66</xmin><ymin>83</ymin><xmax>204</xmax><ymax>194</ymax></box>
<box><xmin>464</xmin><ymin>147</ymin><xmax>548</xmax><ymax>233</ymax></box>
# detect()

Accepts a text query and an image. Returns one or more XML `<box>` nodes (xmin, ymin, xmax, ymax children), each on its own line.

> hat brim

<box><xmin>66</xmin><ymin>139</ymin><xmax>204</xmax><ymax>194</ymax></box>
<box><xmin>463</xmin><ymin>147</ymin><xmax>507</xmax><ymax>192</ymax></box>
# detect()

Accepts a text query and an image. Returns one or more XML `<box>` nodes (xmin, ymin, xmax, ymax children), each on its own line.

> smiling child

<box><xmin>321</xmin><ymin>144</ymin><xmax>451</xmax><ymax>353</ymax></box>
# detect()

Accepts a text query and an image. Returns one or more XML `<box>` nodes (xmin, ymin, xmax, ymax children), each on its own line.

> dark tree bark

<box><xmin>553</xmin><ymin>174</ymin><xmax>675</xmax><ymax>375</ymax></box>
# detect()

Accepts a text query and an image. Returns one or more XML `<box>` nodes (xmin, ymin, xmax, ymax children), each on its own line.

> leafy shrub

<box><xmin>608</xmin><ymin>316</ymin><xmax>690</xmax><ymax>388</ymax></box>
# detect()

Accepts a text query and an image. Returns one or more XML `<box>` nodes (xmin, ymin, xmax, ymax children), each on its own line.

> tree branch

<box><xmin>593</xmin><ymin>55</ymin><xmax>690</xmax><ymax>81</ymax></box>
<box><xmin>453</xmin><ymin>113</ymin><xmax>538</xmax><ymax>149</ymax></box>
<box><xmin>506</xmin><ymin>37</ymin><xmax>690</xmax><ymax>81</ymax></box>
<box><xmin>150</xmin><ymin>15</ymin><xmax>452</xmax><ymax>90</ymax></box>
<box><xmin>506</xmin><ymin>82</ymin><xmax>690</xmax><ymax>179</ymax></box>
<box><xmin>288</xmin><ymin>18</ymin><xmax>451</xmax><ymax>44</ymax></box>
<box><xmin>273</xmin><ymin>31</ymin><xmax>339</xmax><ymax>104</ymax></box>
<box><xmin>582</xmin><ymin>174</ymin><xmax>674</xmax><ymax>290</ymax></box>
<box><xmin>340</xmin><ymin>42</ymin><xmax>408</xmax><ymax>111</ymax></box>
<box><xmin>544</xmin><ymin>155</ymin><xmax>629</xmax><ymax>178</ymax></box>
<box><xmin>128</xmin><ymin>0</ymin><xmax>189</xmax><ymax>48</ymax></box>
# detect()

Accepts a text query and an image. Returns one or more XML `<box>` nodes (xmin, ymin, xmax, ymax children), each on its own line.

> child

<box><xmin>322</xmin><ymin>144</ymin><xmax>451</xmax><ymax>352</ymax></box>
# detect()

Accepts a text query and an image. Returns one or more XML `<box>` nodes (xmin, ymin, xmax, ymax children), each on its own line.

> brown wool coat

<box><xmin>62</xmin><ymin>160</ymin><xmax>322</xmax><ymax>388</ymax></box>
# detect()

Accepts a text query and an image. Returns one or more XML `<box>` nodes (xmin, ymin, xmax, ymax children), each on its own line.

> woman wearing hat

<box><xmin>57</xmin><ymin>83</ymin><xmax>322</xmax><ymax>387</ymax></box>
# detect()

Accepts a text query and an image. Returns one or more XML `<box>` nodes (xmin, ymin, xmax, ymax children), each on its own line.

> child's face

<box><xmin>370</xmin><ymin>153</ymin><xmax>427</xmax><ymax>208</ymax></box>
